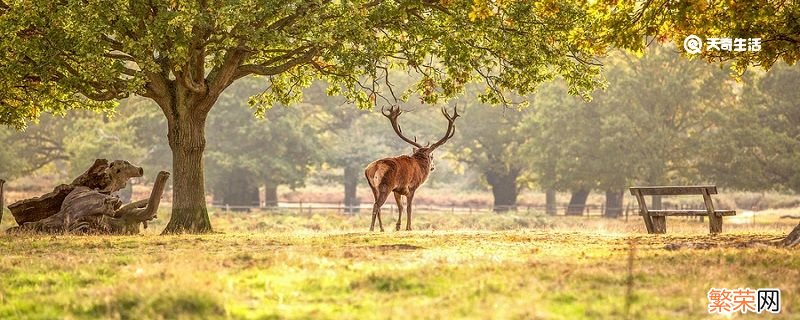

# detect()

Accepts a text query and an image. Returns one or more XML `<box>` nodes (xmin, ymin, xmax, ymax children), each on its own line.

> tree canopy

<box><xmin>0</xmin><ymin>0</ymin><xmax>612</xmax><ymax>127</ymax></box>
<box><xmin>618</xmin><ymin>0</ymin><xmax>800</xmax><ymax>72</ymax></box>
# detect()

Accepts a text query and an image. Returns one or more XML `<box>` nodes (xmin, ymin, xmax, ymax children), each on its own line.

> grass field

<box><xmin>1</xmin><ymin>209</ymin><xmax>798</xmax><ymax>319</ymax></box>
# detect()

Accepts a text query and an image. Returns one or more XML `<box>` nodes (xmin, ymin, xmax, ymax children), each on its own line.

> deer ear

<box><xmin>412</xmin><ymin>147</ymin><xmax>418</xmax><ymax>153</ymax></box>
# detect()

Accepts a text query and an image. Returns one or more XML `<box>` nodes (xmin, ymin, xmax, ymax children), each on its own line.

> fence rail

<box><xmin>209</xmin><ymin>201</ymin><xmax>639</xmax><ymax>217</ymax></box>
<box><xmin>209</xmin><ymin>201</ymin><xmax>718</xmax><ymax>223</ymax></box>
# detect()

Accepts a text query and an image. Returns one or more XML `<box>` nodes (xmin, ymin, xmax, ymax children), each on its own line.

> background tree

<box><xmin>0</xmin><ymin>115</ymin><xmax>70</xmax><ymax>180</ymax></box>
<box><xmin>453</xmin><ymin>102</ymin><xmax>529</xmax><ymax>212</ymax></box>
<box><xmin>301</xmin><ymin>81</ymin><xmax>382</xmax><ymax>213</ymax></box>
<box><xmin>206</xmin><ymin>78</ymin><xmax>322</xmax><ymax>209</ymax></box>
<box><xmin>521</xmin><ymin>45</ymin><xmax>732</xmax><ymax>216</ymax></box>
<box><xmin>1</xmin><ymin>0</ymin><xmax>619</xmax><ymax>233</ymax></box>
<box><xmin>320</xmin><ymin>111</ymin><xmax>393</xmax><ymax>213</ymax></box>
<box><xmin>602</xmin><ymin>46</ymin><xmax>732</xmax><ymax>210</ymax></box>
<box><xmin>63</xmin><ymin>116</ymin><xmax>146</xmax><ymax>178</ymax></box>
<box><xmin>125</xmin><ymin>98</ymin><xmax>173</xmax><ymax>176</ymax></box>
<box><xmin>703</xmin><ymin>64</ymin><xmax>800</xmax><ymax>193</ymax></box>
<box><xmin>521</xmin><ymin>82</ymin><xmax>602</xmax><ymax>215</ymax></box>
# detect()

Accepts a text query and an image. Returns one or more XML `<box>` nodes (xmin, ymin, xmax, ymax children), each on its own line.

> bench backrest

<box><xmin>629</xmin><ymin>185</ymin><xmax>717</xmax><ymax>196</ymax></box>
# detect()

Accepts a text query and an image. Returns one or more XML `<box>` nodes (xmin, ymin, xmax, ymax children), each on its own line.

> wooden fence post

<box><xmin>625</xmin><ymin>203</ymin><xmax>629</xmax><ymax>222</ymax></box>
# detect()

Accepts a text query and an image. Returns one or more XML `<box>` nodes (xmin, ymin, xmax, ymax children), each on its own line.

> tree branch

<box><xmin>234</xmin><ymin>47</ymin><xmax>319</xmax><ymax>79</ymax></box>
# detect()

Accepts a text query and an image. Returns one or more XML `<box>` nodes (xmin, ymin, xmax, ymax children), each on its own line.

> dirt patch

<box><xmin>368</xmin><ymin>244</ymin><xmax>424</xmax><ymax>251</ymax></box>
<box><xmin>664</xmin><ymin>238</ymin><xmax>783</xmax><ymax>250</ymax></box>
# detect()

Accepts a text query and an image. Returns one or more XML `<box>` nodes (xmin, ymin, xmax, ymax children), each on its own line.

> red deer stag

<box><xmin>365</xmin><ymin>105</ymin><xmax>459</xmax><ymax>232</ymax></box>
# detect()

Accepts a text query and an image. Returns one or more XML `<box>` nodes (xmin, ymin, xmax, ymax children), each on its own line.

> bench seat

<box><xmin>638</xmin><ymin>210</ymin><xmax>736</xmax><ymax>217</ymax></box>
<box><xmin>630</xmin><ymin>185</ymin><xmax>735</xmax><ymax>234</ymax></box>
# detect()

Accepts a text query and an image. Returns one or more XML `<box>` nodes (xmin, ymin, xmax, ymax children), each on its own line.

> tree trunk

<box><xmin>545</xmin><ymin>189</ymin><xmax>556</xmax><ymax>215</ymax></box>
<box><xmin>264</xmin><ymin>181</ymin><xmax>278</xmax><ymax>208</ymax></box>
<box><xmin>163</xmin><ymin>115</ymin><xmax>212</xmax><ymax>234</ymax></box>
<box><xmin>651</xmin><ymin>195</ymin><xmax>662</xmax><ymax>210</ymax></box>
<box><xmin>566</xmin><ymin>189</ymin><xmax>590</xmax><ymax>215</ymax></box>
<box><xmin>343</xmin><ymin>166</ymin><xmax>360</xmax><ymax>213</ymax></box>
<box><xmin>486</xmin><ymin>169</ymin><xmax>519</xmax><ymax>212</ymax></box>
<box><xmin>604</xmin><ymin>189</ymin><xmax>624</xmax><ymax>218</ymax></box>
<box><xmin>214</xmin><ymin>168</ymin><xmax>259</xmax><ymax>212</ymax></box>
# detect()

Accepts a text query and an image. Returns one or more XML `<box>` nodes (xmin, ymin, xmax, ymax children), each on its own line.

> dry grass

<box><xmin>0</xmin><ymin>209</ymin><xmax>798</xmax><ymax>319</ymax></box>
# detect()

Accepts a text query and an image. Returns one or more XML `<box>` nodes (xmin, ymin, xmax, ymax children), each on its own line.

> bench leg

<box><xmin>709</xmin><ymin>215</ymin><xmax>722</xmax><ymax>234</ymax></box>
<box><xmin>641</xmin><ymin>215</ymin><xmax>653</xmax><ymax>233</ymax></box>
<box><xmin>652</xmin><ymin>216</ymin><xmax>666</xmax><ymax>234</ymax></box>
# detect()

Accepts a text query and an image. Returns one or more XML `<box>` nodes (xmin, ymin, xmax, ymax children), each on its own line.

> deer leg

<box><xmin>368</xmin><ymin>180</ymin><xmax>379</xmax><ymax>232</ymax></box>
<box><xmin>371</xmin><ymin>189</ymin><xmax>389</xmax><ymax>232</ymax></box>
<box><xmin>394</xmin><ymin>192</ymin><xmax>404</xmax><ymax>231</ymax></box>
<box><xmin>369</xmin><ymin>202</ymin><xmax>377</xmax><ymax>232</ymax></box>
<box><xmin>377</xmin><ymin>209</ymin><xmax>385</xmax><ymax>232</ymax></box>
<box><xmin>406</xmin><ymin>191</ymin><xmax>415</xmax><ymax>231</ymax></box>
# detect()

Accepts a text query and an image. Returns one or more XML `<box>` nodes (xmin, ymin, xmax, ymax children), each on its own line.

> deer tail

<box><xmin>365</xmin><ymin>162</ymin><xmax>388</xmax><ymax>193</ymax></box>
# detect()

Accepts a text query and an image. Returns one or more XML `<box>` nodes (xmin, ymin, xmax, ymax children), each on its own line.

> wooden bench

<box><xmin>629</xmin><ymin>186</ymin><xmax>736</xmax><ymax>234</ymax></box>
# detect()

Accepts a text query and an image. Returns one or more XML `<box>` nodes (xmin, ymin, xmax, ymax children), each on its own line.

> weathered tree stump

<box><xmin>6</xmin><ymin>159</ymin><xmax>169</xmax><ymax>235</ymax></box>
<box><xmin>783</xmin><ymin>223</ymin><xmax>800</xmax><ymax>247</ymax></box>
<box><xmin>8</xmin><ymin>159</ymin><xmax>143</xmax><ymax>225</ymax></box>
<box><xmin>108</xmin><ymin>171</ymin><xmax>170</xmax><ymax>234</ymax></box>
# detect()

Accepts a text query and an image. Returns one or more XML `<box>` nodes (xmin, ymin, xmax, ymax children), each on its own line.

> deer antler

<box><xmin>382</xmin><ymin>105</ymin><xmax>424</xmax><ymax>148</ymax></box>
<box><xmin>428</xmin><ymin>105</ymin><xmax>460</xmax><ymax>151</ymax></box>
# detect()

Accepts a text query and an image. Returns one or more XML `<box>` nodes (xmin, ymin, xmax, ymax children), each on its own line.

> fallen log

<box><xmin>20</xmin><ymin>186</ymin><xmax>122</xmax><ymax>234</ymax></box>
<box><xmin>13</xmin><ymin>170</ymin><xmax>169</xmax><ymax>235</ymax></box>
<box><xmin>8</xmin><ymin>159</ymin><xmax>143</xmax><ymax>225</ymax></box>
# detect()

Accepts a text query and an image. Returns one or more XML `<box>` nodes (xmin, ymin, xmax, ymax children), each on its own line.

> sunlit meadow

<box><xmin>1</xmin><ymin>209</ymin><xmax>797</xmax><ymax>319</ymax></box>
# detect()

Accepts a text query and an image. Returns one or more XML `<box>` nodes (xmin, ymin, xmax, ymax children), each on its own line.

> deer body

<box><xmin>366</xmin><ymin>153</ymin><xmax>431</xmax><ymax>195</ymax></box>
<box><xmin>365</xmin><ymin>106</ymin><xmax>458</xmax><ymax>232</ymax></box>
